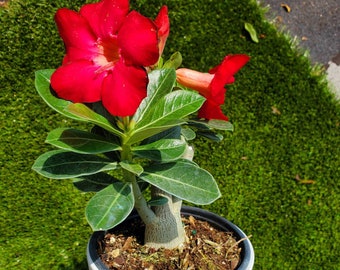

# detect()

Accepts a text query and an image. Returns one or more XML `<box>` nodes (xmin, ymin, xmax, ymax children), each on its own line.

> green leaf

<box><xmin>35</xmin><ymin>70</ymin><xmax>82</xmax><ymax>120</ymax></box>
<box><xmin>147</xmin><ymin>196</ymin><xmax>168</xmax><ymax>206</ymax></box>
<box><xmin>132</xmin><ymin>139</ymin><xmax>186</xmax><ymax>162</ymax></box>
<box><xmin>207</xmin><ymin>120</ymin><xmax>234</xmax><ymax>131</ymax></box>
<box><xmin>245</xmin><ymin>22</ymin><xmax>259</xmax><ymax>43</ymax></box>
<box><xmin>119</xmin><ymin>161</ymin><xmax>144</xmax><ymax>176</ymax></box>
<box><xmin>32</xmin><ymin>150</ymin><xmax>118</xmax><ymax>179</ymax></box>
<box><xmin>157</xmin><ymin>57</ymin><xmax>164</xmax><ymax>68</ymax></box>
<box><xmin>163</xmin><ymin>52</ymin><xmax>182</xmax><ymax>69</ymax></box>
<box><xmin>129</xmin><ymin>90</ymin><xmax>205</xmax><ymax>144</ymax></box>
<box><xmin>197</xmin><ymin>130</ymin><xmax>224</xmax><ymax>142</ymax></box>
<box><xmin>72</xmin><ymin>172</ymin><xmax>119</xmax><ymax>192</ymax></box>
<box><xmin>65</xmin><ymin>103</ymin><xmax>124</xmax><ymax>138</ymax></box>
<box><xmin>133</xmin><ymin>69</ymin><xmax>176</xmax><ymax>123</ymax></box>
<box><xmin>142</xmin><ymin>126</ymin><xmax>181</xmax><ymax>145</ymax></box>
<box><xmin>181</xmin><ymin>127</ymin><xmax>196</xmax><ymax>140</ymax></box>
<box><xmin>86</xmin><ymin>183</ymin><xmax>134</xmax><ymax>231</ymax></box>
<box><xmin>137</xmin><ymin>179</ymin><xmax>150</xmax><ymax>192</ymax></box>
<box><xmin>140</xmin><ymin>161</ymin><xmax>221</xmax><ymax>205</ymax></box>
<box><xmin>187</xmin><ymin>120</ymin><xmax>211</xmax><ymax>130</ymax></box>
<box><xmin>46</xmin><ymin>128</ymin><xmax>121</xmax><ymax>154</ymax></box>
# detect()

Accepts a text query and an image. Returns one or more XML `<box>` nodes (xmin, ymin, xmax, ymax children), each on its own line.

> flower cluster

<box><xmin>50</xmin><ymin>0</ymin><xmax>249</xmax><ymax>121</ymax></box>
<box><xmin>51</xmin><ymin>0</ymin><xmax>169</xmax><ymax>117</ymax></box>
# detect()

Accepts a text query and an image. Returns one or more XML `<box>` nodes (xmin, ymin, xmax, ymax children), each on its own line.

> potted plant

<box><xmin>32</xmin><ymin>0</ymin><xmax>254</xmax><ymax>269</ymax></box>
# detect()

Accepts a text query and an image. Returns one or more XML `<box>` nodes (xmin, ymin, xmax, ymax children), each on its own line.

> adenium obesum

<box><xmin>33</xmin><ymin>0</ymin><xmax>251</xmax><ymax>253</ymax></box>
<box><xmin>50</xmin><ymin>0</ymin><xmax>249</xmax><ymax>121</ymax></box>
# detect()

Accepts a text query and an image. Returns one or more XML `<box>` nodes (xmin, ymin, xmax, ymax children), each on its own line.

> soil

<box><xmin>97</xmin><ymin>215</ymin><xmax>244</xmax><ymax>269</ymax></box>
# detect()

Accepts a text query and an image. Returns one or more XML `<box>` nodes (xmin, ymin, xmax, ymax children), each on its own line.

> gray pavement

<box><xmin>260</xmin><ymin>0</ymin><xmax>340</xmax><ymax>99</ymax></box>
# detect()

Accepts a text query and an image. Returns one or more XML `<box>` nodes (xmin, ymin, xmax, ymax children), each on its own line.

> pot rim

<box><xmin>87</xmin><ymin>206</ymin><xmax>254</xmax><ymax>270</ymax></box>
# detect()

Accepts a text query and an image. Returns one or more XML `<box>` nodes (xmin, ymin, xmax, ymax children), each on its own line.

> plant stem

<box><xmin>144</xmin><ymin>187</ymin><xmax>186</xmax><ymax>249</ymax></box>
<box><xmin>131</xmin><ymin>176</ymin><xmax>156</xmax><ymax>225</ymax></box>
<box><xmin>120</xmin><ymin>118</ymin><xmax>158</xmax><ymax>230</ymax></box>
<box><xmin>143</xmin><ymin>145</ymin><xmax>194</xmax><ymax>248</ymax></box>
<box><xmin>120</xmin><ymin>133</ymin><xmax>156</xmax><ymax>226</ymax></box>
<box><xmin>120</xmin><ymin>117</ymin><xmax>187</xmax><ymax>249</ymax></box>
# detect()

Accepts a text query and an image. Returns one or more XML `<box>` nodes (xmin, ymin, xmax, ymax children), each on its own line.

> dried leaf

<box><xmin>0</xmin><ymin>0</ymin><xmax>9</xmax><ymax>7</ymax></box>
<box><xmin>276</xmin><ymin>16</ymin><xmax>284</xmax><ymax>24</ymax></box>
<box><xmin>110</xmin><ymin>248</ymin><xmax>120</xmax><ymax>258</ymax></box>
<box><xmin>295</xmin><ymin>175</ymin><xmax>316</xmax><ymax>184</ymax></box>
<box><xmin>271</xmin><ymin>106</ymin><xmax>281</xmax><ymax>115</ymax></box>
<box><xmin>122</xmin><ymin>236</ymin><xmax>133</xmax><ymax>250</ymax></box>
<box><xmin>281</xmin><ymin>3</ymin><xmax>291</xmax><ymax>13</ymax></box>
<box><xmin>189</xmin><ymin>215</ymin><xmax>196</xmax><ymax>227</ymax></box>
<box><xmin>203</xmin><ymin>239</ymin><xmax>219</xmax><ymax>247</ymax></box>
<box><xmin>298</xmin><ymin>179</ymin><xmax>316</xmax><ymax>184</ymax></box>
<box><xmin>244</xmin><ymin>22</ymin><xmax>259</xmax><ymax>43</ymax></box>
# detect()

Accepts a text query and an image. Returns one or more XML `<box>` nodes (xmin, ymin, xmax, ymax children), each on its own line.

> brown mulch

<box><xmin>97</xmin><ymin>216</ymin><xmax>243</xmax><ymax>269</ymax></box>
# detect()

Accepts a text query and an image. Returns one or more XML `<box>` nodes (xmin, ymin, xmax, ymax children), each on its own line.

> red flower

<box><xmin>51</xmin><ymin>0</ymin><xmax>169</xmax><ymax>117</ymax></box>
<box><xmin>154</xmin><ymin>6</ymin><xmax>170</xmax><ymax>57</ymax></box>
<box><xmin>176</xmin><ymin>54</ymin><xmax>250</xmax><ymax>121</ymax></box>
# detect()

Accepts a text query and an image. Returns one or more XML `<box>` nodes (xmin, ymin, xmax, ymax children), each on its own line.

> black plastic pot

<box><xmin>87</xmin><ymin>206</ymin><xmax>254</xmax><ymax>270</ymax></box>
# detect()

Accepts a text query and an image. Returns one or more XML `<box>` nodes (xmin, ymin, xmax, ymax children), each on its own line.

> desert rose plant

<box><xmin>32</xmin><ymin>0</ymin><xmax>249</xmax><ymax>250</ymax></box>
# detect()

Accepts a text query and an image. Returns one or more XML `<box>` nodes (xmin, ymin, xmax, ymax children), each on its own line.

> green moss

<box><xmin>1</xmin><ymin>0</ymin><xmax>339</xmax><ymax>269</ymax></box>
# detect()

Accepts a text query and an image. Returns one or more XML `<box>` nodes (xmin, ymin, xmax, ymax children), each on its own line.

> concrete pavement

<box><xmin>260</xmin><ymin>0</ymin><xmax>340</xmax><ymax>99</ymax></box>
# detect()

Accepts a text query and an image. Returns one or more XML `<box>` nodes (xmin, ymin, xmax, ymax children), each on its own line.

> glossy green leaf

<box><xmin>129</xmin><ymin>90</ymin><xmax>205</xmax><ymax>144</ymax></box>
<box><xmin>181</xmin><ymin>127</ymin><xmax>196</xmax><ymax>140</ymax></box>
<box><xmin>137</xmin><ymin>179</ymin><xmax>150</xmax><ymax>192</ymax></box>
<box><xmin>86</xmin><ymin>183</ymin><xmax>134</xmax><ymax>231</ymax></box>
<box><xmin>65</xmin><ymin>103</ymin><xmax>124</xmax><ymax>138</ymax></box>
<box><xmin>142</xmin><ymin>126</ymin><xmax>181</xmax><ymax>145</ymax></box>
<box><xmin>32</xmin><ymin>150</ymin><xmax>118</xmax><ymax>179</ymax></box>
<box><xmin>35</xmin><ymin>69</ymin><xmax>82</xmax><ymax>120</ymax></box>
<box><xmin>140</xmin><ymin>161</ymin><xmax>221</xmax><ymax>205</ymax></box>
<box><xmin>207</xmin><ymin>120</ymin><xmax>234</xmax><ymax>131</ymax></box>
<box><xmin>187</xmin><ymin>120</ymin><xmax>211</xmax><ymax>130</ymax></box>
<box><xmin>72</xmin><ymin>172</ymin><xmax>119</xmax><ymax>192</ymax></box>
<box><xmin>133</xmin><ymin>139</ymin><xmax>186</xmax><ymax>162</ymax></box>
<box><xmin>133</xmin><ymin>69</ymin><xmax>176</xmax><ymax>123</ymax></box>
<box><xmin>163</xmin><ymin>52</ymin><xmax>182</xmax><ymax>69</ymax></box>
<box><xmin>147</xmin><ymin>196</ymin><xmax>168</xmax><ymax>206</ymax></box>
<box><xmin>245</xmin><ymin>22</ymin><xmax>259</xmax><ymax>43</ymax></box>
<box><xmin>135</xmin><ymin>90</ymin><xmax>204</xmax><ymax>129</ymax></box>
<box><xmin>197</xmin><ymin>130</ymin><xmax>224</xmax><ymax>142</ymax></box>
<box><xmin>119</xmin><ymin>161</ymin><xmax>144</xmax><ymax>176</ymax></box>
<box><xmin>46</xmin><ymin>128</ymin><xmax>121</xmax><ymax>154</ymax></box>
<box><xmin>157</xmin><ymin>57</ymin><xmax>164</xmax><ymax>68</ymax></box>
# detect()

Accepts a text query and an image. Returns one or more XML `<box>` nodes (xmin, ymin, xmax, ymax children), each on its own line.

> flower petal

<box><xmin>198</xmin><ymin>99</ymin><xmax>229</xmax><ymax>121</ymax></box>
<box><xmin>102</xmin><ymin>60</ymin><xmax>148</xmax><ymax>117</ymax></box>
<box><xmin>210</xmin><ymin>54</ymin><xmax>250</xmax><ymax>89</ymax></box>
<box><xmin>154</xmin><ymin>5</ymin><xmax>170</xmax><ymax>56</ymax></box>
<box><xmin>80</xmin><ymin>0</ymin><xmax>129</xmax><ymax>39</ymax></box>
<box><xmin>51</xmin><ymin>60</ymin><xmax>105</xmax><ymax>103</ymax></box>
<box><xmin>176</xmin><ymin>68</ymin><xmax>214</xmax><ymax>97</ymax></box>
<box><xmin>208</xmin><ymin>54</ymin><xmax>250</xmax><ymax>103</ymax></box>
<box><xmin>118</xmin><ymin>11</ymin><xmax>159</xmax><ymax>66</ymax></box>
<box><xmin>54</xmin><ymin>8</ymin><xmax>98</xmax><ymax>62</ymax></box>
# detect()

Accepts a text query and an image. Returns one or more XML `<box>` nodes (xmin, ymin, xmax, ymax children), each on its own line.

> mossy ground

<box><xmin>1</xmin><ymin>0</ymin><xmax>339</xmax><ymax>269</ymax></box>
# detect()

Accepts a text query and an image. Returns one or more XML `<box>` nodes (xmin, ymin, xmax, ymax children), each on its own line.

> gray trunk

<box><xmin>144</xmin><ymin>188</ymin><xmax>186</xmax><ymax>249</ymax></box>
